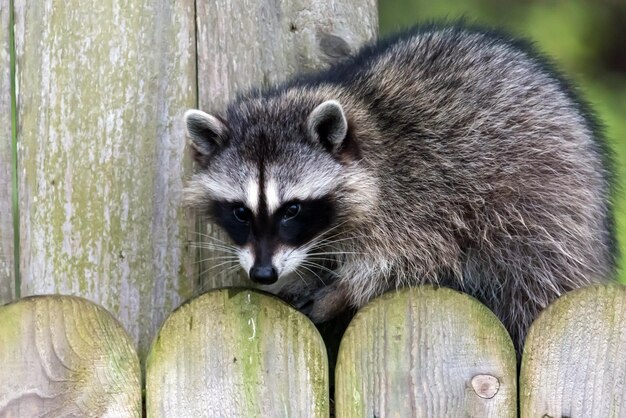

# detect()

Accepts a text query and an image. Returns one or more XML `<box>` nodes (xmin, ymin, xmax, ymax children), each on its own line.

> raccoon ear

<box><xmin>307</xmin><ymin>100</ymin><xmax>348</xmax><ymax>153</ymax></box>
<box><xmin>184</xmin><ymin>109</ymin><xmax>228</xmax><ymax>162</ymax></box>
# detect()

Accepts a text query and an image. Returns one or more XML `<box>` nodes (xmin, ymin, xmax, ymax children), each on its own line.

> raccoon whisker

<box><xmin>192</xmin><ymin>248</ymin><xmax>239</xmax><ymax>257</ymax></box>
<box><xmin>292</xmin><ymin>267</ymin><xmax>310</xmax><ymax>287</ymax></box>
<box><xmin>196</xmin><ymin>262</ymin><xmax>243</xmax><ymax>294</ymax></box>
<box><xmin>193</xmin><ymin>255</ymin><xmax>240</xmax><ymax>265</ymax></box>
<box><xmin>306</xmin><ymin>222</ymin><xmax>351</xmax><ymax>246</ymax></box>
<box><xmin>197</xmin><ymin>268</ymin><xmax>238</xmax><ymax>293</ymax></box>
<box><xmin>188</xmin><ymin>231</ymin><xmax>234</xmax><ymax>245</ymax></box>
<box><xmin>306</xmin><ymin>233</ymin><xmax>367</xmax><ymax>251</ymax></box>
<box><xmin>306</xmin><ymin>251</ymin><xmax>364</xmax><ymax>256</ymax></box>
<box><xmin>191</xmin><ymin>247</ymin><xmax>239</xmax><ymax>255</ymax></box>
<box><xmin>188</xmin><ymin>242</ymin><xmax>239</xmax><ymax>253</ymax></box>
<box><xmin>223</xmin><ymin>263</ymin><xmax>243</xmax><ymax>276</ymax></box>
<box><xmin>316</xmin><ymin>220</ymin><xmax>349</xmax><ymax>236</ymax></box>
<box><xmin>317</xmin><ymin>234</ymin><xmax>367</xmax><ymax>242</ymax></box>
<box><xmin>305</xmin><ymin>256</ymin><xmax>338</xmax><ymax>263</ymax></box>
<box><xmin>310</xmin><ymin>233</ymin><xmax>349</xmax><ymax>246</ymax></box>
<box><xmin>297</xmin><ymin>263</ymin><xmax>328</xmax><ymax>286</ymax></box>
<box><xmin>198</xmin><ymin>260</ymin><xmax>238</xmax><ymax>278</ymax></box>
<box><xmin>305</xmin><ymin>252</ymin><xmax>337</xmax><ymax>261</ymax></box>
<box><xmin>188</xmin><ymin>237</ymin><xmax>237</xmax><ymax>248</ymax></box>
<box><xmin>307</xmin><ymin>248</ymin><xmax>345</xmax><ymax>259</ymax></box>
<box><xmin>196</xmin><ymin>254</ymin><xmax>240</xmax><ymax>259</ymax></box>
<box><xmin>188</xmin><ymin>242</ymin><xmax>237</xmax><ymax>250</ymax></box>
<box><xmin>309</xmin><ymin>236</ymin><xmax>363</xmax><ymax>249</ymax></box>
<box><xmin>301</xmin><ymin>261</ymin><xmax>338</xmax><ymax>278</ymax></box>
<box><xmin>308</xmin><ymin>234</ymin><xmax>354</xmax><ymax>248</ymax></box>
<box><xmin>310</xmin><ymin>231</ymin><xmax>355</xmax><ymax>246</ymax></box>
<box><xmin>188</xmin><ymin>229</ymin><xmax>228</xmax><ymax>239</ymax></box>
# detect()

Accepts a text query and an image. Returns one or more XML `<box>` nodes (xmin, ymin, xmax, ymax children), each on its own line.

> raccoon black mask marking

<box><xmin>184</xmin><ymin>23</ymin><xmax>616</xmax><ymax>352</ymax></box>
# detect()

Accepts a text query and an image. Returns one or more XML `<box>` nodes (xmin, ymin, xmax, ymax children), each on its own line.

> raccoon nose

<box><xmin>249</xmin><ymin>265</ymin><xmax>278</xmax><ymax>285</ymax></box>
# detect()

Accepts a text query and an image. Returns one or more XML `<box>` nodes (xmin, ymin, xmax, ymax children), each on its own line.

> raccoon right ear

<box><xmin>184</xmin><ymin>109</ymin><xmax>228</xmax><ymax>162</ymax></box>
<box><xmin>307</xmin><ymin>100</ymin><xmax>348</xmax><ymax>153</ymax></box>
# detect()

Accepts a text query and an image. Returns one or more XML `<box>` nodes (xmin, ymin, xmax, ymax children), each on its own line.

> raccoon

<box><xmin>183</xmin><ymin>24</ymin><xmax>616</xmax><ymax>351</ymax></box>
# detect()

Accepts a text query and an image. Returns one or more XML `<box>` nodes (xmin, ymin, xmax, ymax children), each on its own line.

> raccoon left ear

<box><xmin>184</xmin><ymin>109</ymin><xmax>228</xmax><ymax>165</ymax></box>
<box><xmin>307</xmin><ymin>100</ymin><xmax>348</xmax><ymax>153</ymax></box>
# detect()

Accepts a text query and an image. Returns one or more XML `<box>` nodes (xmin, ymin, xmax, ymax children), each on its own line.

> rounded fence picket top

<box><xmin>335</xmin><ymin>285</ymin><xmax>517</xmax><ymax>418</ymax></box>
<box><xmin>0</xmin><ymin>295</ymin><xmax>141</xmax><ymax>417</ymax></box>
<box><xmin>520</xmin><ymin>284</ymin><xmax>626</xmax><ymax>418</ymax></box>
<box><xmin>146</xmin><ymin>288</ymin><xmax>329</xmax><ymax>418</ymax></box>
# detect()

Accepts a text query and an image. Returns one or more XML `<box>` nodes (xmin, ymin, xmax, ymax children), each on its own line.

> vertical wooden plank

<box><xmin>14</xmin><ymin>1</ymin><xmax>196</xmax><ymax>355</ymax></box>
<box><xmin>520</xmin><ymin>284</ymin><xmax>626</xmax><ymax>418</ymax></box>
<box><xmin>0</xmin><ymin>0</ymin><xmax>14</xmax><ymax>304</ymax></box>
<box><xmin>193</xmin><ymin>0</ymin><xmax>378</xmax><ymax>290</ymax></box>
<box><xmin>146</xmin><ymin>288</ymin><xmax>328</xmax><ymax>417</ymax></box>
<box><xmin>335</xmin><ymin>286</ymin><xmax>517</xmax><ymax>418</ymax></box>
<box><xmin>0</xmin><ymin>295</ymin><xmax>141</xmax><ymax>416</ymax></box>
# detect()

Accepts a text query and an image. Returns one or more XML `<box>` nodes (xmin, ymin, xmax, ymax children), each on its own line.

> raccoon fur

<box><xmin>183</xmin><ymin>24</ymin><xmax>616</xmax><ymax>351</ymax></box>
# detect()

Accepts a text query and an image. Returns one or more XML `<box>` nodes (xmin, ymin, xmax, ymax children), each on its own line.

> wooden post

<box><xmin>0</xmin><ymin>295</ymin><xmax>141</xmax><ymax>416</ymax></box>
<box><xmin>13</xmin><ymin>1</ymin><xmax>197</xmax><ymax>356</ymax></box>
<box><xmin>335</xmin><ymin>286</ymin><xmax>517</xmax><ymax>417</ymax></box>
<box><xmin>0</xmin><ymin>0</ymin><xmax>14</xmax><ymax>304</ymax></box>
<box><xmin>146</xmin><ymin>289</ymin><xmax>328</xmax><ymax>417</ymax></box>
<box><xmin>194</xmin><ymin>0</ymin><xmax>378</xmax><ymax>291</ymax></box>
<box><xmin>520</xmin><ymin>284</ymin><xmax>626</xmax><ymax>418</ymax></box>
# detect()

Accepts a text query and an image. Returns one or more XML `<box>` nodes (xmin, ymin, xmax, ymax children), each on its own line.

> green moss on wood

<box><xmin>0</xmin><ymin>295</ymin><xmax>141</xmax><ymax>416</ymax></box>
<box><xmin>146</xmin><ymin>288</ymin><xmax>329</xmax><ymax>418</ymax></box>
<box><xmin>520</xmin><ymin>284</ymin><xmax>626</xmax><ymax>418</ymax></box>
<box><xmin>335</xmin><ymin>286</ymin><xmax>517</xmax><ymax>418</ymax></box>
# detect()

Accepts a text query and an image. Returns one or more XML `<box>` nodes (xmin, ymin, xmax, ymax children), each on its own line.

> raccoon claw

<box><xmin>291</xmin><ymin>296</ymin><xmax>315</xmax><ymax>315</ymax></box>
<box><xmin>296</xmin><ymin>298</ymin><xmax>315</xmax><ymax>317</ymax></box>
<box><xmin>292</xmin><ymin>282</ymin><xmax>349</xmax><ymax>323</ymax></box>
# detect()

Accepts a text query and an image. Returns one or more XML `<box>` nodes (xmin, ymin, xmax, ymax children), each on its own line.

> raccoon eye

<box><xmin>233</xmin><ymin>206</ymin><xmax>251</xmax><ymax>223</ymax></box>
<box><xmin>282</xmin><ymin>203</ymin><xmax>301</xmax><ymax>221</ymax></box>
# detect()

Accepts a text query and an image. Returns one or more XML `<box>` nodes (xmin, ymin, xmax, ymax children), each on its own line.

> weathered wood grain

<box><xmin>193</xmin><ymin>0</ymin><xmax>378</xmax><ymax>290</ymax></box>
<box><xmin>335</xmin><ymin>286</ymin><xmax>517</xmax><ymax>418</ymax></box>
<box><xmin>0</xmin><ymin>295</ymin><xmax>141</xmax><ymax>417</ymax></box>
<box><xmin>13</xmin><ymin>1</ymin><xmax>196</xmax><ymax>356</ymax></box>
<box><xmin>520</xmin><ymin>284</ymin><xmax>626</xmax><ymax>418</ymax></box>
<box><xmin>146</xmin><ymin>288</ymin><xmax>328</xmax><ymax>417</ymax></box>
<box><xmin>0</xmin><ymin>0</ymin><xmax>14</xmax><ymax>304</ymax></box>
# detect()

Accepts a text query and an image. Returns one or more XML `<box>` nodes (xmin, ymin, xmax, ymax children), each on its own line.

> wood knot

<box><xmin>471</xmin><ymin>374</ymin><xmax>500</xmax><ymax>399</ymax></box>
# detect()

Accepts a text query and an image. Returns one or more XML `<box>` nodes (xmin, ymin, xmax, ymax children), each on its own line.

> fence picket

<box><xmin>0</xmin><ymin>0</ymin><xmax>13</xmax><ymax>304</ymax></box>
<box><xmin>520</xmin><ymin>284</ymin><xmax>626</xmax><ymax>418</ymax></box>
<box><xmin>13</xmin><ymin>0</ymin><xmax>197</xmax><ymax>356</ymax></box>
<box><xmin>335</xmin><ymin>286</ymin><xmax>517</xmax><ymax>418</ymax></box>
<box><xmin>0</xmin><ymin>295</ymin><xmax>141</xmax><ymax>417</ymax></box>
<box><xmin>146</xmin><ymin>288</ymin><xmax>329</xmax><ymax>418</ymax></box>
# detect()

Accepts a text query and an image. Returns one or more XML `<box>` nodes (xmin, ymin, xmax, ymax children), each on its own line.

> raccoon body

<box><xmin>184</xmin><ymin>24</ymin><xmax>616</xmax><ymax>350</ymax></box>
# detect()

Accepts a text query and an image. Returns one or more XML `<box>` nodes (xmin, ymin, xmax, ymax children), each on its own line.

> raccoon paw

<box><xmin>293</xmin><ymin>281</ymin><xmax>349</xmax><ymax>323</ymax></box>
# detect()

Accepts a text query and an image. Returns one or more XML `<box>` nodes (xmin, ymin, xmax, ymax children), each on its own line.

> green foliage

<box><xmin>379</xmin><ymin>0</ymin><xmax>626</xmax><ymax>282</ymax></box>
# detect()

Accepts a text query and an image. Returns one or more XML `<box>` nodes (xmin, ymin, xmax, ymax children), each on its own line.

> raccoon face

<box><xmin>184</xmin><ymin>99</ymin><xmax>356</xmax><ymax>287</ymax></box>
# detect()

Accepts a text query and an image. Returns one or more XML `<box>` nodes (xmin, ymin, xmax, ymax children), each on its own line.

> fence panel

<box><xmin>13</xmin><ymin>1</ymin><xmax>197</xmax><ymax>356</ymax></box>
<box><xmin>335</xmin><ymin>286</ymin><xmax>517</xmax><ymax>418</ymax></box>
<box><xmin>146</xmin><ymin>288</ymin><xmax>328</xmax><ymax>418</ymax></box>
<box><xmin>0</xmin><ymin>295</ymin><xmax>141</xmax><ymax>417</ymax></box>
<box><xmin>0</xmin><ymin>0</ymin><xmax>13</xmax><ymax>304</ymax></box>
<box><xmin>194</xmin><ymin>0</ymin><xmax>378</xmax><ymax>291</ymax></box>
<box><xmin>520</xmin><ymin>284</ymin><xmax>626</xmax><ymax>418</ymax></box>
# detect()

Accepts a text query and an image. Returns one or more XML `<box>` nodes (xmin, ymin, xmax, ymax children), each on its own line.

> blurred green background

<box><xmin>379</xmin><ymin>0</ymin><xmax>626</xmax><ymax>283</ymax></box>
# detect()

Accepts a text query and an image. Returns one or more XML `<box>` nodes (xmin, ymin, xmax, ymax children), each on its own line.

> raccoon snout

<box><xmin>249</xmin><ymin>265</ymin><xmax>278</xmax><ymax>285</ymax></box>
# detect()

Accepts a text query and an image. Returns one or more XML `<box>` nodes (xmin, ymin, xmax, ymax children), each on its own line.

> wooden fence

<box><xmin>1</xmin><ymin>284</ymin><xmax>626</xmax><ymax>417</ymax></box>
